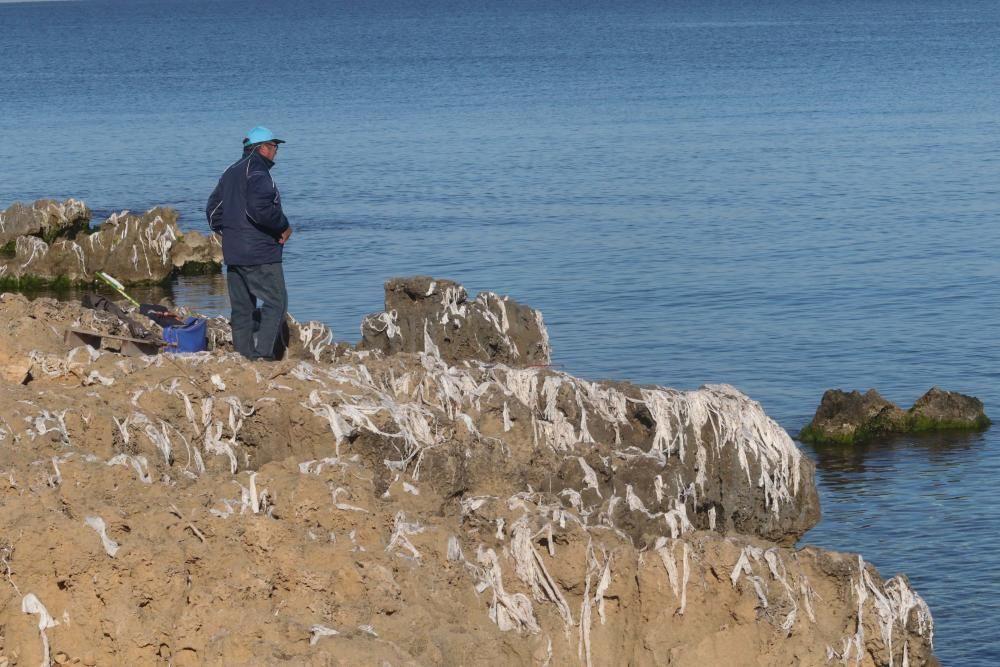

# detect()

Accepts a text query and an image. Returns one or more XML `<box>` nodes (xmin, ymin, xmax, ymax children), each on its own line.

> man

<box><xmin>206</xmin><ymin>126</ymin><xmax>293</xmax><ymax>360</ymax></box>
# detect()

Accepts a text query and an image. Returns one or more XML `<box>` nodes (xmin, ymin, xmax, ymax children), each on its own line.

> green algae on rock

<box><xmin>909</xmin><ymin>387</ymin><xmax>992</xmax><ymax>432</ymax></box>
<box><xmin>800</xmin><ymin>387</ymin><xmax>990</xmax><ymax>445</ymax></box>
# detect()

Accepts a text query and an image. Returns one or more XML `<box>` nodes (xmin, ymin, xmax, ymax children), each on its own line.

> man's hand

<box><xmin>279</xmin><ymin>226</ymin><xmax>293</xmax><ymax>245</ymax></box>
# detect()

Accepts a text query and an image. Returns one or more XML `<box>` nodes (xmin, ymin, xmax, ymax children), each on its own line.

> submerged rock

<box><xmin>910</xmin><ymin>387</ymin><xmax>991</xmax><ymax>431</ymax></box>
<box><xmin>359</xmin><ymin>276</ymin><xmax>551</xmax><ymax>367</ymax></box>
<box><xmin>0</xmin><ymin>199</ymin><xmax>222</xmax><ymax>287</ymax></box>
<box><xmin>798</xmin><ymin>389</ymin><xmax>908</xmax><ymax>444</ymax></box>
<box><xmin>0</xmin><ymin>288</ymin><xmax>937</xmax><ymax>666</ymax></box>
<box><xmin>800</xmin><ymin>387</ymin><xmax>990</xmax><ymax>444</ymax></box>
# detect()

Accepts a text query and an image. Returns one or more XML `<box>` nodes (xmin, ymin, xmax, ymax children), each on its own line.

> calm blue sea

<box><xmin>2</xmin><ymin>0</ymin><xmax>999</xmax><ymax>662</ymax></box>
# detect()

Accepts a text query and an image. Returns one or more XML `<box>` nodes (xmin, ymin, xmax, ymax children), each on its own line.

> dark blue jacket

<box><xmin>206</xmin><ymin>150</ymin><xmax>289</xmax><ymax>266</ymax></box>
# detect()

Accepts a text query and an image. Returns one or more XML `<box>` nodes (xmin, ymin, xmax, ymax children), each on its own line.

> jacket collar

<box><xmin>242</xmin><ymin>149</ymin><xmax>274</xmax><ymax>170</ymax></box>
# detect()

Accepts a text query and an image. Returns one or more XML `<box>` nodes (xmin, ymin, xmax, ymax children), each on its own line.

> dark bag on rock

<box><xmin>81</xmin><ymin>292</ymin><xmax>150</xmax><ymax>339</ymax></box>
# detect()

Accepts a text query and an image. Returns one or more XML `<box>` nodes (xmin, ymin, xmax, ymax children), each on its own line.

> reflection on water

<box><xmin>170</xmin><ymin>273</ymin><xmax>230</xmax><ymax>318</ymax></box>
<box><xmin>6</xmin><ymin>273</ymin><xmax>231</xmax><ymax>317</ymax></box>
<box><xmin>802</xmin><ymin>427</ymin><xmax>1000</xmax><ymax>660</ymax></box>
<box><xmin>806</xmin><ymin>430</ymin><xmax>986</xmax><ymax>479</ymax></box>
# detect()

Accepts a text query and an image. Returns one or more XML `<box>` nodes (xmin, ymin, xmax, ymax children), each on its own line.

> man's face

<box><xmin>258</xmin><ymin>142</ymin><xmax>279</xmax><ymax>161</ymax></box>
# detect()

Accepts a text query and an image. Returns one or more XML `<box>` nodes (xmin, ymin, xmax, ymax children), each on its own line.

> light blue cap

<box><xmin>243</xmin><ymin>126</ymin><xmax>285</xmax><ymax>146</ymax></box>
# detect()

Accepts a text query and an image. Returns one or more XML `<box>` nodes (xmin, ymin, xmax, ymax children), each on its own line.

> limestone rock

<box><xmin>0</xmin><ymin>202</ymin><xmax>222</xmax><ymax>286</ymax></box>
<box><xmin>358</xmin><ymin>276</ymin><xmax>551</xmax><ymax>367</ymax></box>
<box><xmin>0</xmin><ymin>338</ymin><xmax>31</xmax><ymax>385</ymax></box>
<box><xmin>0</xmin><ymin>198</ymin><xmax>91</xmax><ymax>246</ymax></box>
<box><xmin>910</xmin><ymin>387</ymin><xmax>990</xmax><ymax>431</ymax></box>
<box><xmin>171</xmin><ymin>229</ymin><xmax>223</xmax><ymax>274</ymax></box>
<box><xmin>0</xmin><ymin>290</ymin><xmax>937</xmax><ymax>666</ymax></box>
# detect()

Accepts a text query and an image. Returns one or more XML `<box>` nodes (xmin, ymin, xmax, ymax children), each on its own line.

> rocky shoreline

<box><xmin>0</xmin><ymin>275</ymin><xmax>937</xmax><ymax>666</ymax></box>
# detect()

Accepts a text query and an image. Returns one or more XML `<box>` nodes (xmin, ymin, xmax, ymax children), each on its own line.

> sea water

<box><xmin>2</xmin><ymin>0</ymin><xmax>999</xmax><ymax>662</ymax></box>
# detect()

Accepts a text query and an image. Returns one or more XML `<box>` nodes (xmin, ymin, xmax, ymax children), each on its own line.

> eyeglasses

<box><xmin>264</xmin><ymin>142</ymin><xmax>279</xmax><ymax>151</ymax></box>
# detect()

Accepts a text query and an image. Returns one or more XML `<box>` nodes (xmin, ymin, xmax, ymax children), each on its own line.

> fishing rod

<box><xmin>95</xmin><ymin>271</ymin><xmax>140</xmax><ymax>308</ymax></box>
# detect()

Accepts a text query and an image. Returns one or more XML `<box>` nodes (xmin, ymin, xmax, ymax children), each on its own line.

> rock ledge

<box><xmin>0</xmin><ymin>278</ymin><xmax>938</xmax><ymax>666</ymax></box>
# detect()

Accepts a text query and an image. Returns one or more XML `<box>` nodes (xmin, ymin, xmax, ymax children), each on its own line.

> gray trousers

<box><xmin>226</xmin><ymin>263</ymin><xmax>288</xmax><ymax>360</ymax></box>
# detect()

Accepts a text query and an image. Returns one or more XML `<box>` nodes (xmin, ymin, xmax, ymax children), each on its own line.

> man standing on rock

<box><xmin>206</xmin><ymin>126</ymin><xmax>292</xmax><ymax>361</ymax></box>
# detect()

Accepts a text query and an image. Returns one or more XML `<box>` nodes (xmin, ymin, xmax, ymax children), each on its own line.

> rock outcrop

<box><xmin>0</xmin><ymin>199</ymin><xmax>91</xmax><ymax>246</ymax></box>
<box><xmin>800</xmin><ymin>387</ymin><xmax>990</xmax><ymax>445</ymax></box>
<box><xmin>0</xmin><ymin>281</ymin><xmax>937</xmax><ymax>666</ymax></box>
<box><xmin>798</xmin><ymin>389</ymin><xmax>908</xmax><ymax>444</ymax></box>
<box><xmin>910</xmin><ymin>387</ymin><xmax>990</xmax><ymax>431</ymax></box>
<box><xmin>0</xmin><ymin>200</ymin><xmax>222</xmax><ymax>287</ymax></box>
<box><xmin>359</xmin><ymin>276</ymin><xmax>551</xmax><ymax>367</ymax></box>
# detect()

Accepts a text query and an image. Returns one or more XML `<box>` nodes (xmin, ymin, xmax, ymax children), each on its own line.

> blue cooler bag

<box><xmin>163</xmin><ymin>317</ymin><xmax>207</xmax><ymax>353</ymax></box>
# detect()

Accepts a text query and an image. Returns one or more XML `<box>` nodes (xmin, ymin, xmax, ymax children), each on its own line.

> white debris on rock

<box><xmin>386</xmin><ymin>511</ymin><xmax>424</xmax><ymax>560</ymax></box>
<box><xmin>655</xmin><ymin>537</ymin><xmax>682</xmax><ymax>601</ymax></box>
<box><xmin>331</xmin><ymin>486</ymin><xmax>369</xmax><ymax>513</ymax></box>
<box><xmin>579</xmin><ymin>457</ymin><xmax>602</xmax><ymax>498</ymax></box>
<box><xmin>447</xmin><ymin>535</ymin><xmax>465</xmax><ymax>562</ymax></box>
<box><xmin>730</xmin><ymin>545</ymin><xmax>773</xmax><ymax>612</ymax></box>
<box><xmin>663</xmin><ymin>500</ymin><xmax>693</xmax><ymax>539</ymax></box>
<box><xmin>366</xmin><ymin>310</ymin><xmax>400</xmax><ymax>340</ymax></box>
<box><xmin>844</xmin><ymin>556</ymin><xmax>935</xmax><ymax>667</ymax></box>
<box><xmin>291</xmin><ymin>316</ymin><xmax>335</xmax><ymax>361</ymax></box>
<box><xmin>476</xmin><ymin>546</ymin><xmax>540</xmax><ymax>634</ymax></box>
<box><xmin>84</xmin><ymin>516</ymin><xmax>120</xmax><ymax>557</ymax></box>
<box><xmin>22</xmin><ymin>592</ymin><xmax>58</xmax><ymax>667</ymax></box>
<box><xmin>641</xmin><ymin>384</ymin><xmax>801</xmax><ymax>515</ymax></box>
<box><xmin>0</xmin><ymin>287</ymin><xmax>937</xmax><ymax>666</ymax></box>
<box><xmin>299</xmin><ymin>457</ymin><xmax>342</xmax><ymax>475</ymax></box>
<box><xmin>26</xmin><ymin>410</ymin><xmax>69</xmax><ymax>445</ymax></box>
<box><xmin>106</xmin><ymin>454</ymin><xmax>152</xmax><ymax>484</ymax></box>
<box><xmin>510</xmin><ymin>517</ymin><xmax>574</xmax><ymax>628</ymax></box>
<box><xmin>210</xmin><ymin>374</ymin><xmax>226</xmax><ymax>391</ymax></box>
<box><xmin>309</xmin><ymin>624</ymin><xmax>339</xmax><ymax>645</ymax></box>
<box><xmin>422</xmin><ymin>320</ymin><xmax>442</xmax><ymax>359</ymax></box>
<box><xmin>239</xmin><ymin>472</ymin><xmax>270</xmax><ymax>515</ymax></box>
<box><xmin>84</xmin><ymin>370</ymin><xmax>114</xmax><ymax>386</ymax></box>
